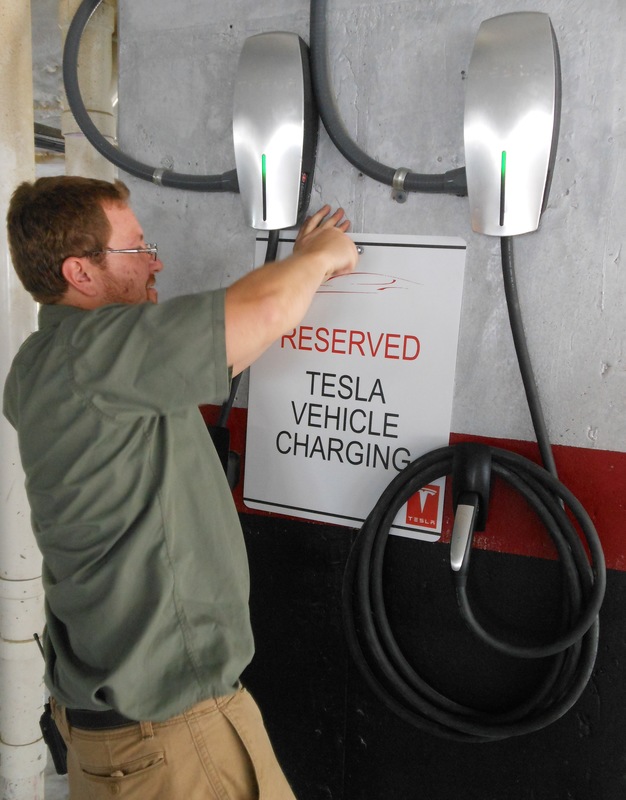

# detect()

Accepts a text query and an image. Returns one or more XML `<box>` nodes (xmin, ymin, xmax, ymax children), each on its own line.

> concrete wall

<box><xmin>118</xmin><ymin>0</ymin><xmax>625</xmax><ymax>453</ymax></box>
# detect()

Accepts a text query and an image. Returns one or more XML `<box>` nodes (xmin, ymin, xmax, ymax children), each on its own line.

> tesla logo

<box><xmin>406</xmin><ymin>484</ymin><xmax>440</xmax><ymax>529</ymax></box>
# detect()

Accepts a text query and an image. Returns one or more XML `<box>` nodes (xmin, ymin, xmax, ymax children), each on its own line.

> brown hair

<box><xmin>6</xmin><ymin>175</ymin><xmax>130</xmax><ymax>304</ymax></box>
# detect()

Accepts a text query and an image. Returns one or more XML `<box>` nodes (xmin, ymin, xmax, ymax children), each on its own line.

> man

<box><xmin>3</xmin><ymin>175</ymin><xmax>358</xmax><ymax>799</ymax></box>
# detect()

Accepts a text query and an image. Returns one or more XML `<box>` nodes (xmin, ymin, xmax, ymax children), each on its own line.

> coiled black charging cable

<box><xmin>343</xmin><ymin>236</ymin><xmax>606</xmax><ymax>741</ymax></box>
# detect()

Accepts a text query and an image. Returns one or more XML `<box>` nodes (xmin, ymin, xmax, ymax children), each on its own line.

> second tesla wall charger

<box><xmin>464</xmin><ymin>12</ymin><xmax>562</xmax><ymax>236</ymax></box>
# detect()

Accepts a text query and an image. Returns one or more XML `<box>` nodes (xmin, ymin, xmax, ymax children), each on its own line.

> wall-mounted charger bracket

<box><xmin>233</xmin><ymin>32</ymin><xmax>318</xmax><ymax>230</ymax></box>
<box><xmin>463</xmin><ymin>12</ymin><xmax>561</xmax><ymax>236</ymax></box>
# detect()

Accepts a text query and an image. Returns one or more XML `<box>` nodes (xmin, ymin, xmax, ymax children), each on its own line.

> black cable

<box><xmin>501</xmin><ymin>237</ymin><xmax>557</xmax><ymax>476</ymax></box>
<box><xmin>309</xmin><ymin>0</ymin><xmax>467</xmax><ymax>196</ymax></box>
<box><xmin>343</xmin><ymin>237</ymin><xmax>606</xmax><ymax>740</ymax></box>
<box><xmin>218</xmin><ymin>230</ymin><xmax>281</xmax><ymax>428</ymax></box>
<box><xmin>62</xmin><ymin>0</ymin><xmax>239</xmax><ymax>193</ymax></box>
<box><xmin>344</xmin><ymin>445</ymin><xmax>605</xmax><ymax>741</ymax></box>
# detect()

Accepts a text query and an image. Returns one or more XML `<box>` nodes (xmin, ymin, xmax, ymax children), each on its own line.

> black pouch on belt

<box><xmin>40</xmin><ymin>701</ymin><xmax>68</xmax><ymax>775</ymax></box>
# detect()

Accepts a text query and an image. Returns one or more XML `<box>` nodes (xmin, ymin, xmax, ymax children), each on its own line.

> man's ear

<box><xmin>61</xmin><ymin>256</ymin><xmax>98</xmax><ymax>297</ymax></box>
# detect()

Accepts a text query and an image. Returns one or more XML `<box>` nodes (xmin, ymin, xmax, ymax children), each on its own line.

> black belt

<box><xmin>66</xmin><ymin>707</ymin><xmax>137</xmax><ymax>730</ymax></box>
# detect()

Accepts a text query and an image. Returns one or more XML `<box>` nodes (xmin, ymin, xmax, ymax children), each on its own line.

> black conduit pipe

<box><xmin>62</xmin><ymin>0</ymin><xmax>239</xmax><ymax>192</ymax></box>
<box><xmin>309</xmin><ymin>0</ymin><xmax>467</xmax><ymax>196</ymax></box>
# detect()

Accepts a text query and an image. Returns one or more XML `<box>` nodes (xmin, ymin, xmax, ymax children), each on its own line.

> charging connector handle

<box><xmin>450</xmin><ymin>498</ymin><xmax>478</xmax><ymax>574</ymax></box>
<box><xmin>450</xmin><ymin>443</ymin><xmax>491</xmax><ymax>574</ymax></box>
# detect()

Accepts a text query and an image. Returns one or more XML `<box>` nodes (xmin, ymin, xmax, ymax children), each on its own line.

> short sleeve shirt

<box><xmin>3</xmin><ymin>291</ymin><xmax>254</xmax><ymax>721</ymax></box>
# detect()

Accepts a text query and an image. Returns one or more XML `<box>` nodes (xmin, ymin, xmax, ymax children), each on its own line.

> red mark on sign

<box><xmin>406</xmin><ymin>484</ymin><xmax>440</xmax><ymax>529</ymax></box>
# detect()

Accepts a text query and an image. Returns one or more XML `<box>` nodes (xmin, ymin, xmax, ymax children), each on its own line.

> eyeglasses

<box><xmin>87</xmin><ymin>243</ymin><xmax>159</xmax><ymax>261</ymax></box>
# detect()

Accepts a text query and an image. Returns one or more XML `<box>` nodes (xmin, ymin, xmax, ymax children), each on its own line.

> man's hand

<box><xmin>294</xmin><ymin>205</ymin><xmax>358</xmax><ymax>281</ymax></box>
<box><xmin>225</xmin><ymin>204</ymin><xmax>359</xmax><ymax>375</ymax></box>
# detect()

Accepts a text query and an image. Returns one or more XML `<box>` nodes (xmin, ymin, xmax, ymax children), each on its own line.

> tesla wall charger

<box><xmin>464</xmin><ymin>12</ymin><xmax>562</xmax><ymax>236</ymax></box>
<box><xmin>233</xmin><ymin>32</ymin><xmax>318</xmax><ymax>231</ymax></box>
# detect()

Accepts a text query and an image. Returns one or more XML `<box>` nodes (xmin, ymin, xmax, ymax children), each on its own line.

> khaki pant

<box><xmin>51</xmin><ymin>687</ymin><xmax>296</xmax><ymax>800</ymax></box>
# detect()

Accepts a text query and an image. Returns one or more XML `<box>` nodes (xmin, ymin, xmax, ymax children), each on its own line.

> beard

<box><xmin>98</xmin><ymin>266</ymin><xmax>155</xmax><ymax>305</ymax></box>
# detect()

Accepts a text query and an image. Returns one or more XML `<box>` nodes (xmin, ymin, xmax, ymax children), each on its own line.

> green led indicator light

<box><xmin>261</xmin><ymin>154</ymin><xmax>267</xmax><ymax>221</ymax></box>
<box><xmin>499</xmin><ymin>150</ymin><xmax>507</xmax><ymax>227</ymax></box>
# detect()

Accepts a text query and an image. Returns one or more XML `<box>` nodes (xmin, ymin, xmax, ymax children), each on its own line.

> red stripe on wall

<box><xmin>200</xmin><ymin>405</ymin><xmax>626</xmax><ymax>571</ymax></box>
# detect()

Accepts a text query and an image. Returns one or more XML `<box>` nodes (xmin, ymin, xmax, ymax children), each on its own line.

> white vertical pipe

<box><xmin>0</xmin><ymin>2</ymin><xmax>47</xmax><ymax>798</ymax></box>
<box><xmin>0</xmin><ymin>3</ymin><xmax>118</xmax><ymax>795</ymax></box>
<box><xmin>59</xmin><ymin>0</ymin><xmax>117</xmax><ymax>179</ymax></box>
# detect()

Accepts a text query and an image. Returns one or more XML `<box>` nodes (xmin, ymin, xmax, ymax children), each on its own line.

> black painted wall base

<box><xmin>241</xmin><ymin>513</ymin><xmax>625</xmax><ymax>800</ymax></box>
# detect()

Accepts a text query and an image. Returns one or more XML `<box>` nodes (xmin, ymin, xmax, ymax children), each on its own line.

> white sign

<box><xmin>244</xmin><ymin>233</ymin><xmax>466</xmax><ymax>541</ymax></box>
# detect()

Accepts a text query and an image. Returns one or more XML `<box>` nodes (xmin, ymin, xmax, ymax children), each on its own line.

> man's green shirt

<box><xmin>3</xmin><ymin>291</ymin><xmax>254</xmax><ymax>721</ymax></box>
